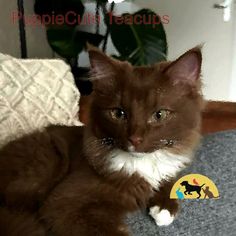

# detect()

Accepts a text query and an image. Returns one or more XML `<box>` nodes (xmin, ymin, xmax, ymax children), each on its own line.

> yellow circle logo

<box><xmin>170</xmin><ymin>174</ymin><xmax>219</xmax><ymax>199</ymax></box>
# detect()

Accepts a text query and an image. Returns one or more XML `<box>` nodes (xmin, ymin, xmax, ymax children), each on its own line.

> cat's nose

<box><xmin>128</xmin><ymin>135</ymin><xmax>143</xmax><ymax>147</ymax></box>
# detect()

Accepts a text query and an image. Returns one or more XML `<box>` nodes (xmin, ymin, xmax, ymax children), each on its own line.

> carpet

<box><xmin>127</xmin><ymin>130</ymin><xmax>236</xmax><ymax>236</ymax></box>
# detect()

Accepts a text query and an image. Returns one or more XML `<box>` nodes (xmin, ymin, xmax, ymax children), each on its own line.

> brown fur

<box><xmin>0</xmin><ymin>47</ymin><xmax>203</xmax><ymax>235</ymax></box>
<box><xmin>0</xmin><ymin>208</ymin><xmax>45</xmax><ymax>236</ymax></box>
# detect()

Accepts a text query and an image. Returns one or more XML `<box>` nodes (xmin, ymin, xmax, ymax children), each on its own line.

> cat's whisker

<box><xmin>84</xmin><ymin>137</ymin><xmax>115</xmax><ymax>153</ymax></box>
<box><xmin>84</xmin><ymin>139</ymin><xmax>103</xmax><ymax>150</ymax></box>
<box><xmin>101</xmin><ymin>137</ymin><xmax>114</xmax><ymax>146</ymax></box>
<box><xmin>159</xmin><ymin>139</ymin><xmax>178</xmax><ymax>146</ymax></box>
<box><xmin>149</xmin><ymin>139</ymin><xmax>179</xmax><ymax>151</ymax></box>
<box><xmin>84</xmin><ymin>141</ymin><xmax>104</xmax><ymax>150</ymax></box>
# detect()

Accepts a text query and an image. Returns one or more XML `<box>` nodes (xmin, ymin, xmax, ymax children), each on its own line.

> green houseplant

<box><xmin>34</xmin><ymin>0</ymin><xmax>168</xmax><ymax>93</ymax></box>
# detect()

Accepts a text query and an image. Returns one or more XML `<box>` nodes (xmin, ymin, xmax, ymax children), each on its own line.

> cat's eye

<box><xmin>110</xmin><ymin>108</ymin><xmax>127</xmax><ymax>120</ymax></box>
<box><xmin>150</xmin><ymin>109</ymin><xmax>170</xmax><ymax>123</ymax></box>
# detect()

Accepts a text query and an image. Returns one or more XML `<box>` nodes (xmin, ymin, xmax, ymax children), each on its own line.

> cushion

<box><xmin>0</xmin><ymin>53</ymin><xmax>82</xmax><ymax>148</ymax></box>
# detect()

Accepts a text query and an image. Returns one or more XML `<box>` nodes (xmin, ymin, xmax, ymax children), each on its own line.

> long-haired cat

<box><xmin>0</xmin><ymin>46</ymin><xmax>203</xmax><ymax>236</ymax></box>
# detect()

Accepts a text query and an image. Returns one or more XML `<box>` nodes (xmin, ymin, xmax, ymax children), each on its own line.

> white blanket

<box><xmin>0</xmin><ymin>53</ymin><xmax>82</xmax><ymax>147</ymax></box>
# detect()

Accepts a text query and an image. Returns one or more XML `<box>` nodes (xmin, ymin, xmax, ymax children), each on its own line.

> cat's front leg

<box><xmin>40</xmin><ymin>189</ymin><xmax>131</xmax><ymax>236</ymax></box>
<box><xmin>41</xmin><ymin>206</ymin><xmax>130</xmax><ymax>236</ymax></box>
<box><xmin>148</xmin><ymin>180</ymin><xmax>179</xmax><ymax>227</ymax></box>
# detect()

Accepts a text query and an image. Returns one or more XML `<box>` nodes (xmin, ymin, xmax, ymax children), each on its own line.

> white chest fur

<box><xmin>108</xmin><ymin>149</ymin><xmax>191</xmax><ymax>189</ymax></box>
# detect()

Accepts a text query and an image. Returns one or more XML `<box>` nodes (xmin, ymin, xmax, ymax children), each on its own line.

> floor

<box><xmin>202</xmin><ymin>101</ymin><xmax>236</xmax><ymax>134</ymax></box>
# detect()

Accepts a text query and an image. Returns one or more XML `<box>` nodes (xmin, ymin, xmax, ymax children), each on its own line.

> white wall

<box><xmin>0</xmin><ymin>0</ymin><xmax>52</xmax><ymax>58</ymax></box>
<box><xmin>81</xmin><ymin>0</ymin><xmax>236</xmax><ymax>101</ymax></box>
<box><xmin>23</xmin><ymin>0</ymin><xmax>53</xmax><ymax>58</ymax></box>
<box><xmin>135</xmin><ymin>0</ymin><xmax>236</xmax><ymax>101</ymax></box>
<box><xmin>0</xmin><ymin>0</ymin><xmax>20</xmax><ymax>57</ymax></box>
<box><xmin>230</xmin><ymin>2</ymin><xmax>236</xmax><ymax>101</ymax></box>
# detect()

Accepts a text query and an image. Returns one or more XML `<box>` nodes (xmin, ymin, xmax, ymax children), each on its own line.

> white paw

<box><xmin>149</xmin><ymin>206</ymin><xmax>175</xmax><ymax>226</ymax></box>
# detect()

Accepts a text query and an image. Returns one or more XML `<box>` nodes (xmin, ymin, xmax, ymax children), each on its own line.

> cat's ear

<box><xmin>87</xmin><ymin>44</ymin><xmax>116</xmax><ymax>81</ymax></box>
<box><xmin>87</xmin><ymin>45</ymin><xmax>118</xmax><ymax>94</ymax></box>
<box><xmin>164</xmin><ymin>47</ymin><xmax>202</xmax><ymax>85</ymax></box>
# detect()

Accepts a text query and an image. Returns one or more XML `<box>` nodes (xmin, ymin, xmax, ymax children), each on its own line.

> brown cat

<box><xmin>0</xmin><ymin>46</ymin><xmax>203</xmax><ymax>236</ymax></box>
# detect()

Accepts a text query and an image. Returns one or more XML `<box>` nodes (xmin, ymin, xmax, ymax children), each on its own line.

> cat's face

<box><xmin>88</xmin><ymin>47</ymin><xmax>203</xmax><ymax>154</ymax></box>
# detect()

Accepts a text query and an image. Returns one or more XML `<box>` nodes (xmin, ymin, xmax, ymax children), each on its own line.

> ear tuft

<box><xmin>164</xmin><ymin>47</ymin><xmax>202</xmax><ymax>85</ymax></box>
<box><xmin>86</xmin><ymin>42</ymin><xmax>97</xmax><ymax>52</ymax></box>
<box><xmin>87</xmin><ymin>46</ymin><xmax>119</xmax><ymax>94</ymax></box>
<box><xmin>87</xmin><ymin>46</ymin><xmax>116</xmax><ymax>81</ymax></box>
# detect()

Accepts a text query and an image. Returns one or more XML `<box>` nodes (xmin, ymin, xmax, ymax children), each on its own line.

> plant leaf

<box><xmin>105</xmin><ymin>9</ymin><xmax>167</xmax><ymax>65</ymax></box>
<box><xmin>34</xmin><ymin>0</ymin><xmax>85</xmax><ymax>26</ymax></box>
<box><xmin>47</xmin><ymin>25</ymin><xmax>104</xmax><ymax>59</ymax></box>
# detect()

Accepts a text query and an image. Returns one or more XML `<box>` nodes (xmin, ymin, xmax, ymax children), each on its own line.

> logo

<box><xmin>170</xmin><ymin>174</ymin><xmax>219</xmax><ymax>199</ymax></box>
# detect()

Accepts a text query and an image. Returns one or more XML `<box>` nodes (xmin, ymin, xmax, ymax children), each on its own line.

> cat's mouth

<box><xmin>101</xmin><ymin>137</ymin><xmax>176</xmax><ymax>154</ymax></box>
<box><xmin>101</xmin><ymin>137</ymin><xmax>114</xmax><ymax>146</ymax></box>
<box><xmin>129</xmin><ymin>151</ymin><xmax>147</xmax><ymax>158</ymax></box>
<box><xmin>127</xmin><ymin>145</ymin><xmax>146</xmax><ymax>157</ymax></box>
<box><xmin>128</xmin><ymin>145</ymin><xmax>136</xmax><ymax>152</ymax></box>
<box><xmin>127</xmin><ymin>139</ymin><xmax>175</xmax><ymax>153</ymax></box>
<box><xmin>126</xmin><ymin>145</ymin><xmax>160</xmax><ymax>156</ymax></box>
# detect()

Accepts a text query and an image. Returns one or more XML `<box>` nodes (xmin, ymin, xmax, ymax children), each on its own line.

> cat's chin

<box><xmin>126</xmin><ymin>145</ymin><xmax>159</xmax><ymax>156</ymax></box>
<box><xmin>126</xmin><ymin>145</ymin><xmax>155</xmax><ymax>158</ymax></box>
<box><xmin>128</xmin><ymin>145</ymin><xmax>136</xmax><ymax>152</ymax></box>
<box><xmin>129</xmin><ymin>151</ymin><xmax>148</xmax><ymax>158</ymax></box>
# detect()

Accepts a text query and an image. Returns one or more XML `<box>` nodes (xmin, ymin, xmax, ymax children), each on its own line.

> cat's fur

<box><xmin>0</xmin><ymin>47</ymin><xmax>203</xmax><ymax>236</ymax></box>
